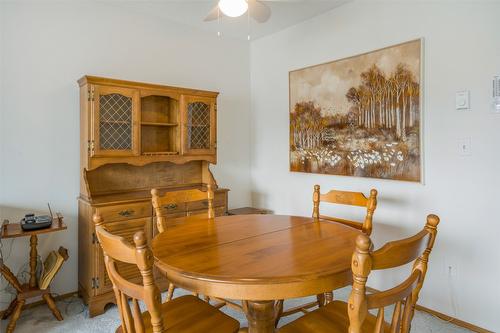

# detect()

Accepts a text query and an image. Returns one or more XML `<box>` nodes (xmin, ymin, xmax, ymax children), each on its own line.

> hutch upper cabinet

<box><xmin>78</xmin><ymin>76</ymin><xmax>227</xmax><ymax>317</ymax></box>
<box><xmin>79</xmin><ymin>76</ymin><xmax>218</xmax><ymax>171</ymax></box>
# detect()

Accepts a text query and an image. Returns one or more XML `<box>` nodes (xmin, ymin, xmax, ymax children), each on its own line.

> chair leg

<box><xmin>324</xmin><ymin>291</ymin><xmax>334</xmax><ymax>304</ymax></box>
<box><xmin>274</xmin><ymin>300</ymin><xmax>284</xmax><ymax>328</ymax></box>
<box><xmin>166</xmin><ymin>283</ymin><xmax>175</xmax><ymax>301</ymax></box>
<box><xmin>316</xmin><ymin>293</ymin><xmax>326</xmax><ymax>307</ymax></box>
<box><xmin>317</xmin><ymin>291</ymin><xmax>333</xmax><ymax>307</ymax></box>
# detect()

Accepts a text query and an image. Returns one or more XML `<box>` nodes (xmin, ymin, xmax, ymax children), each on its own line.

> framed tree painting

<box><xmin>289</xmin><ymin>39</ymin><xmax>423</xmax><ymax>182</ymax></box>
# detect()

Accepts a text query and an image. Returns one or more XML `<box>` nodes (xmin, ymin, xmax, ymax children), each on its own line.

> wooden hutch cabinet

<box><xmin>78</xmin><ymin>76</ymin><xmax>227</xmax><ymax>317</ymax></box>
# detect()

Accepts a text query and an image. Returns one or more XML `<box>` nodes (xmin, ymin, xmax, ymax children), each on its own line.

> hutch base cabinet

<box><xmin>77</xmin><ymin>76</ymin><xmax>226</xmax><ymax>317</ymax></box>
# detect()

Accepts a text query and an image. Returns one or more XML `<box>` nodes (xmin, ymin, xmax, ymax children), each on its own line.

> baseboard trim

<box><xmin>413</xmin><ymin>304</ymin><xmax>493</xmax><ymax>333</ymax></box>
<box><xmin>0</xmin><ymin>291</ymin><xmax>78</xmax><ymax>317</ymax></box>
<box><xmin>366</xmin><ymin>287</ymin><xmax>493</xmax><ymax>333</ymax></box>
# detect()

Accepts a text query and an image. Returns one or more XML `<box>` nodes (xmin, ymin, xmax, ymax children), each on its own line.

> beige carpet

<box><xmin>3</xmin><ymin>288</ymin><xmax>473</xmax><ymax>333</ymax></box>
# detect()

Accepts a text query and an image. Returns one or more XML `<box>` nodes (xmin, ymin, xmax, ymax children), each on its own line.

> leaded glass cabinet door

<box><xmin>181</xmin><ymin>95</ymin><xmax>216</xmax><ymax>156</ymax></box>
<box><xmin>91</xmin><ymin>85</ymin><xmax>140</xmax><ymax>157</ymax></box>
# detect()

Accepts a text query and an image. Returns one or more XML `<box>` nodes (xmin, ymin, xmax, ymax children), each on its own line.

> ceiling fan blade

<box><xmin>204</xmin><ymin>4</ymin><xmax>220</xmax><ymax>22</ymax></box>
<box><xmin>249</xmin><ymin>0</ymin><xmax>271</xmax><ymax>23</ymax></box>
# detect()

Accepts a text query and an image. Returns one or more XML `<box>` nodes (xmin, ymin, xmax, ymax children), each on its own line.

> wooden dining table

<box><xmin>151</xmin><ymin>214</ymin><xmax>361</xmax><ymax>333</ymax></box>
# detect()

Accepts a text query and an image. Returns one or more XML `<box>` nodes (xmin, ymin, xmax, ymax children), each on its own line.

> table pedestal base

<box><xmin>243</xmin><ymin>300</ymin><xmax>279</xmax><ymax>333</ymax></box>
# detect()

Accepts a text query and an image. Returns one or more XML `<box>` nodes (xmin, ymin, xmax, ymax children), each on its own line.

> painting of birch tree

<box><xmin>289</xmin><ymin>39</ymin><xmax>422</xmax><ymax>182</ymax></box>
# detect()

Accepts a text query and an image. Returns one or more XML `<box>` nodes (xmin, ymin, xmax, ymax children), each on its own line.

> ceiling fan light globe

<box><xmin>218</xmin><ymin>0</ymin><xmax>248</xmax><ymax>18</ymax></box>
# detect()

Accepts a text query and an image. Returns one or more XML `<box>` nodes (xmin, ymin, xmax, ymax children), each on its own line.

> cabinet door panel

<box><xmin>181</xmin><ymin>95</ymin><xmax>216</xmax><ymax>156</ymax></box>
<box><xmin>92</xmin><ymin>85</ymin><xmax>140</xmax><ymax>157</ymax></box>
<box><xmin>95</xmin><ymin>217</ymin><xmax>151</xmax><ymax>295</ymax></box>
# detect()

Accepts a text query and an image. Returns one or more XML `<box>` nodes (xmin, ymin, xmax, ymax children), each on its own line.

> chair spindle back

<box><xmin>94</xmin><ymin>214</ymin><xmax>165</xmax><ymax>333</ymax></box>
<box><xmin>347</xmin><ymin>214</ymin><xmax>440</xmax><ymax>333</ymax></box>
<box><xmin>151</xmin><ymin>185</ymin><xmax>214</xmax><ymax>233</ymax></box>
<box><xmin>312</xmin><ymin>185</ymin><xmax>378</xmax><ymax>235</ymax></box>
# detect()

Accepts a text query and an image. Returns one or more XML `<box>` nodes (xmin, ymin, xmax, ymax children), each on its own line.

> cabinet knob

<box><xmin>164</xmin><ymin>203</ymin><xmax>178</xmax><ymax>210</ymax></box>
<box><xmin>118</xmin><ymin>209</ymin><xmax>135</xmax><ymax>217</ymax></box>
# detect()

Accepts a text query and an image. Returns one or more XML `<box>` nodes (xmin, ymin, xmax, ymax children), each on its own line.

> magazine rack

<box><xmin>0</xmin><ymin>214</ymin><xmax>68</xmax><ymax>333</ymax></box>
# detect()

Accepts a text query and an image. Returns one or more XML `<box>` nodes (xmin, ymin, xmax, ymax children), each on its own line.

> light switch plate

<box><xmin>456</xmin><ymin>91</ymin><xmax>470</xmax><ymax>110</ymax></box>
<box><xmin>458</xmin><ymin>137</ymin><xmax>471</xmax><ymax>156</ymax></box>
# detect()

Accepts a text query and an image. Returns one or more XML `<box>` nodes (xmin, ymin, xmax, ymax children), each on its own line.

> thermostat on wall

<box><xmin>493</xmin><ymin>76</ymin><xmax>500</xmax><ymax>113</ymax></box>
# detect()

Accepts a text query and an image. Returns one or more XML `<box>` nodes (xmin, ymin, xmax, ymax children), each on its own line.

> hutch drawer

<box><xmin>98</xmin><ymin>201</ymin><xmax>151</xmax><ymax>223</ymax></box>
<box><xmin>155</xmin><ymin>202</ymin><xmax>186</xmax><ymax>216</ymax></box>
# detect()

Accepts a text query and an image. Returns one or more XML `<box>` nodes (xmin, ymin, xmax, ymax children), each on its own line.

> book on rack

<box><xmin>39</xmin><ymin>246</ymin><xmax>69</xmax><ymax>290</ymax></box>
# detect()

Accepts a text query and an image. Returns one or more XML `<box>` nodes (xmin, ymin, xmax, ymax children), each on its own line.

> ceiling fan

<box><xmin>204</xmin><ymin>0</ymin><xmax>279</xmax><ymax>23</ymax></box>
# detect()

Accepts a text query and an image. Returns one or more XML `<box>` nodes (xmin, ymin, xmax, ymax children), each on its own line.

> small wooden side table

<box><xmin>0</xmin><ymin>214</ymin><xmax>67</xmax><ymax>333</ymax></box>
<box><xmin>227</xmin><ymin>207</ymin><xmax>273</xmax><ymax>215</ymax></box>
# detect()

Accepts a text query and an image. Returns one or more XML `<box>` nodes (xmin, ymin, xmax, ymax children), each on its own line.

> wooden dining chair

<box><xmin>93</xmin><ymin>214</ymin><xmax>240</xmax><ymax>333</ymax></box>
<box><xmin>313</xmin><ymin>184</ymin><xmax>378</xmax><ymax>236</ymax></box>
<box><xmin>277</xmin><ymin>185</ymin><xmax>379</xmax><ymax>322</ymax></box>
<box><xmin>151</xmin><ymin>185</ymin><xmax>245</xmax><ymax>312</ymax></box>
<box><xmin>279</xmin><ymin>214</ymin><xmax>440</xmax><ymax>333</ymax></box>
<box><xmin>151</xmin><ymin>185</ymin><xmax>215</xmax><ymax>234</ymax></box>
<box><xmin>151</xmin><ymin>186</ymin><xmax>215</xmax><ymax>302</ymax></box>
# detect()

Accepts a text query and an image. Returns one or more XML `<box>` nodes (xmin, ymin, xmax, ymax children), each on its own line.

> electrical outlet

<box><xmin>458</xmin><ymin>137</ymin><xmax>471</xmax><ymax>156</ymax></box>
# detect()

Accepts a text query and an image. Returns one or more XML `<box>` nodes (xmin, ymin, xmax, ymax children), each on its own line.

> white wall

<box><xmin>250</xmin><ymin>1</ymin><xmax>500</xmax><ymax>331</ymax></box>
<box><xmin>0</xmin><ymin>2</ymin><xmax>251</xmax><ymax>308</ymax></box>
<box><xmin>2</xmin><ymin>1</ymin><xmax>499</xmax><ymax>330</ymax></box>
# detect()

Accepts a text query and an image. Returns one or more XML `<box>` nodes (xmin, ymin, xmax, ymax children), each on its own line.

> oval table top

<box><xmin>152</xmin><ymin>214</ymin><xmax>361</xmax><ymax>301</ymax></box>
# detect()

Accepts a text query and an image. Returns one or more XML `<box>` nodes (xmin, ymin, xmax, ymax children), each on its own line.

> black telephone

<box><xmin>20</xmin><ymin>204</ymin><xmax>54</xmax><ymax>231</ymax></box>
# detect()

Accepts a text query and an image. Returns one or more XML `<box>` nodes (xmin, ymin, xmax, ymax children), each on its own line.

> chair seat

<box><xmin>279</xmin><ymin>301</ymin><xmax>389</xmax><ymax>333</ymax></box>
<box><xmin>116</xmin><ymin>295</ymin><xmax>240</xmax><ymax>333</ymax></box>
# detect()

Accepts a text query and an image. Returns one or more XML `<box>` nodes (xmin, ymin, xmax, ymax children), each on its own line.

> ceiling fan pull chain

<box><xmin>217</xmin><ymin>6</ymin><xmax>221</xmax><ymax>37</ymax></box>
<box><xmin>247</xmin><ymin>2</ymin><xmax>251</xmax><ymax>41</ymax></box>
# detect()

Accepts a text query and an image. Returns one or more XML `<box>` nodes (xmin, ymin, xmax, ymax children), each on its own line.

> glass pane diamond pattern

<box><xmin>99</xmin><ymin>93</ymin><xmax>133</xmax><ymax>150</ymax></box>
<box><xmin>187</xmin><ymin>102</ymin><xmax>210</xmax><ymax>150</ymax></box>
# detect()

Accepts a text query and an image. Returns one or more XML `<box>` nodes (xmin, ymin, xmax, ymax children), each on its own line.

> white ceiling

<box><xmin>107</xmin><ymin>0</ymin><xmax>350</xmax><ymax>40</ymax></box>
